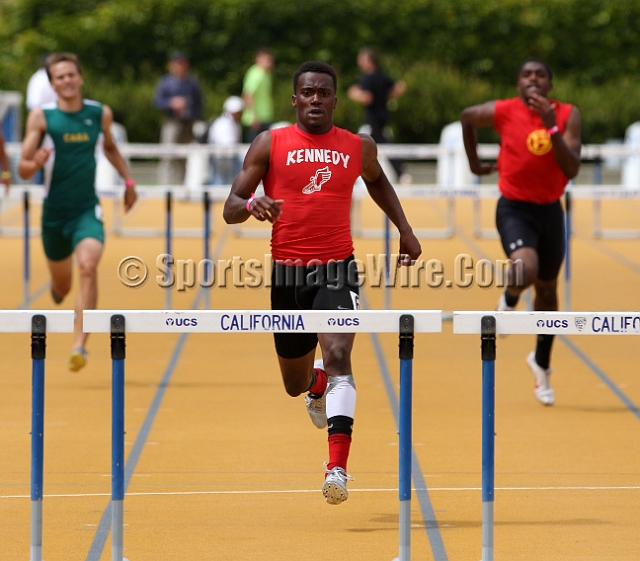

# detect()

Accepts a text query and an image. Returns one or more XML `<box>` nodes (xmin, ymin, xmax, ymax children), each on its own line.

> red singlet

<box><xmin>494</xmin><ymin>97</ymin><xmax>573</xmax><ymax>204</ymax></box>
<box><xmin>264</xmin><ymin>125</ymin><xmax>362</xmax><ymax>264</ymax></box>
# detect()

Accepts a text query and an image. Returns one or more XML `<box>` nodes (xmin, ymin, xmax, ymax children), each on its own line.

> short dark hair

<box><xmin>45</xmin><ymin>52</ymin><xmax>82</xmax><ymax>80</ymax></box>
<box><xmin>517</xmin><ymin>57</ymin><xmax>553</xmax><ymax>81</ymax></box>
<box><xmin>293</xmin><ymin>61</ymin><xmax>337</xmax><ymax>93</ymax></box>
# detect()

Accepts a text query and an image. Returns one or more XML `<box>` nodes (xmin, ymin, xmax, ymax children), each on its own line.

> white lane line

<box><xmin>2</xmin><ymin>485</ymin><xmax>639</xmax><ymax>499</ymax></box>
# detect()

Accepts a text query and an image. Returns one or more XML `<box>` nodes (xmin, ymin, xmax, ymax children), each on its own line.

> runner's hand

<box><xmin>398</xmin><ymin>231</ymin><xmax>422</xmax><ymax>267</ymax></box>
<box><xmin>248</xmin><ymin>196</ymin><xmax>284</xmax><ymax>223</ymax></box>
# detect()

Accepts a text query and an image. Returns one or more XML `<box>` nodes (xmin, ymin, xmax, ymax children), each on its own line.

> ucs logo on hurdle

<box><xmin>536</xmin><ymin>319</ymin><xmax>569</xmax><ymax>329</ymax></box>
<box><xmin>327</xmin><ymin>317</ymin><xmax>360</xmax><ymax>327</ymax></box>
<box><xmin>165</xmin><ymin>317</ymin><xmax>199</xmax><ymax>326</ymax></box>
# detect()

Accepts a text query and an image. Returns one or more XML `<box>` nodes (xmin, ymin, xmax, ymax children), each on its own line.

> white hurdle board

<box><xmin>0</xmin><ymin>310</ymin><xmax>75</xmax><ymax>332</ymax></box>
<box><xmin>84</xmin><ymin>309</ymin><xmax>442</xmax><ymax>334</ymax></box>
<box><xmin>454</xmin><ymin>311</ymin><xmax>640</xmax><ymax>335</ymax></box>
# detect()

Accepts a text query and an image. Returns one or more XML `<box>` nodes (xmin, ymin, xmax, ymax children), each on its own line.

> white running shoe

<box><xmin>322</xmin><ymin>464</ymin><xmax>353</xmax><ymax>505</ymax></box>
<box><xmin>497</xmin><ymin>292</ymin><xmax>515</xmax><ymax>312</ymax></box>
<box><xmin>526</xmin><ymin>351</ymin><xmax>555</xmax><ymax>406</ymax></box>
<box><xmin>305</xmin><ymin>359</ymin><xmax>327</xmax><ymax>429</ymax></box>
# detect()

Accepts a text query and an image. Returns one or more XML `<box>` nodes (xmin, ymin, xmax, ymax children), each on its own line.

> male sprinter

<box><xmin>223</xmin><ymin>61</ymin><xmax>421</xmax><ymax>504</ymax></box>
<box><xmin>460</xmin><ymin>58</ymin><xmax>581</xmax><ymax>405</ymax></box>
<box><xmin>18</xmin><ymin>52</ymin><xmax>137</xmax><ymax>371</ymax></box>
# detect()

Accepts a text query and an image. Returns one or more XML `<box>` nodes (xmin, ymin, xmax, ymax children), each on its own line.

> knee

<box><xmin>322</xmin><ymin>343</ymin><xmax>352</xmax><ymax>374</ymax></box>
<box><xmin>536</xmin><ymin>283</ymin><xmax>558</xmax><ymax>304</ymax></box>
<box><xmin>54</xmin><ymin>278</ymin><xmax>72</xmax><ymax>296</ymax></box>
<box><xmin>77</xmin><ymin>258</ymin><xmax>98</xmax><ymax>279</ymax></box>
<box><xmin>282</xmin><ymin>377</ymin><xmax>305</xmax><ymax>398</ymax></box>
<box><xmin>509</xmin><ymin>262</ymin><xmax>538</xmax><ymax>288</ymax></box>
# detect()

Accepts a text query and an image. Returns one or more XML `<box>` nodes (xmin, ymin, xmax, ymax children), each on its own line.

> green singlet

<box><xmin>41</xmin><ymin>100</ymin><xmax>105</xmax><ymax>260</ymax></box>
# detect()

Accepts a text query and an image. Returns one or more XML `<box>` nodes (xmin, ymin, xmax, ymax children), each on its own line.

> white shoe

<box><xmin>497</xmin><ymin>293</ymin><xmax>515</xmax><ymax>311</ymax></box>
<box><xmin>526</xmin><ymin>351</ymin><xmax>555</xmax><ymax>406</ymax></box>
<box><xmin>322</xmin><ymin>464</ymin><xmax>353</xmax><ymax>505</ymax></box>
<box><xmin>305</xmin><ymin>359</ymin><xmax>327</xmax><ymax>429</ymax></box>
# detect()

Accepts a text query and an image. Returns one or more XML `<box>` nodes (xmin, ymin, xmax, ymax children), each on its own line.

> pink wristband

<box><xmin>546</xmin><ymin>125</ymin><xmax>559</xmax><ymax>136</ymax></box>
<box><xmin>246</xmin><ymin>193</ymin><xmax>255</xmax><ymax>212</ymax></box>
<box><xmin>124</xmin><ymin>179</ymin><xmax>135</xmax><ymax>188</ymax></box>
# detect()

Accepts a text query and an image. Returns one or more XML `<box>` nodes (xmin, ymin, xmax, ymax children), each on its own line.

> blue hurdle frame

<box><xmin>480</xmin><ymin>316</ymin><xmax>496</xmax><ymax>561</ymax></box>
<box><xmin>396</xmin><ymin>314</ymin><xmax>415</xmax><ymax>561</ymax></box>
<box><xmin>30</xmin><ymin>314</ymin><xmax>46</xmax><ymax>561</ymax></box>
<box><xmin>110</xmin><ymin>315</ymin><xmax>126</xmax><ymax>561</ymax></box>
<box><xmin>104</xmin><ymin>312</ymin><xmax>420</xmax><ymax>561</ymax></box>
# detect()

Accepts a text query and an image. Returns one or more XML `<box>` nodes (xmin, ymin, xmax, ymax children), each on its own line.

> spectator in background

<box><xmin>242</xmin><ymin>48</ymin><xmax>274</xmax><ymax>142</ymax></box>
<box><xmin>26</xmin><ymin>54</ymin><xmax>57</xmax><ymax>110</ymax></box>
<box><xmin>0</xmin><ymin>131</ymin><xmax>11</xmax><ymax>191</ymax></box>
<box><xmin>153</xmin><ymin>51</ymin><xmax>203</xmax><ymax>184</ymax></box>
<box><xmin>207</xmin><ymin>96</ymin><xmax>244</xmax><ymax>185</ymax></box>
<box><xmin>348</xmin><ymin>46</ymin><xmax>408</xmax><ymax>182</ymax></box>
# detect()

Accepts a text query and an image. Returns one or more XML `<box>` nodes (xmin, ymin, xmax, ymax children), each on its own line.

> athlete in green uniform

<box><xmin>18</xmin><ymin>52</ymin><xmax>137</xmax><ymax>371</ymax></box>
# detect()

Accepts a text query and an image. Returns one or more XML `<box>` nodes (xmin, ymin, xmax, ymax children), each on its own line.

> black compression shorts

<box><xmin>270</xmin><ymin>255</ymin><xmax>360</xmax><ymax>359</ymax></box>
<box><xmin>495</xmin><ymin>196</ymin><xmax>566</xmax><ymax>281</ymax></box>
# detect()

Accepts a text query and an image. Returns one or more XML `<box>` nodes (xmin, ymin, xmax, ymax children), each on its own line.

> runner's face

<box><xmin>49</xmin><ymin>61</ymin><xmax>84</xmax><ymax>100</ymax></box>
<box><xmin>517</xmin><ymin>61</ymin><xmax>552</xmax><ymax>105</ymax></box>
<box><xmin>293</xmin><ymin>72</ymin><xmax>336</xmax><ymax>134</ymax></box>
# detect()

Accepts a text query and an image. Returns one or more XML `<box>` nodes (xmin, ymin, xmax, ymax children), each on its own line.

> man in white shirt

<box><xmin>207</xmin><ymin>96</ymin><xmax>244</xmax><ymax>185</ymax></box>
<box><xmin>26</xmin><ymin>56</ymin><xmax>57</xmax><ymax>110</ymax></box>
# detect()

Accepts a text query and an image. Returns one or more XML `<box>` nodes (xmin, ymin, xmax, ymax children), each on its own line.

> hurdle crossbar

<box><xmin>452</xmin><ymin>310</ymin><xmax>640</xmax><ymax>561</ymax></box>
<box><xmin>454</xmin><ymin>311</ymin><xmax>640</xmax><ymax>335</ymax></box>
<box><xmin>84</xmin><ymin>309</ymin><xmax>442</xmax><ymax>333</ymax></box>
<box><xmin>83</xmin><ymin>309</ymin><xmax>441</xmax><ymax>561</ymax></box>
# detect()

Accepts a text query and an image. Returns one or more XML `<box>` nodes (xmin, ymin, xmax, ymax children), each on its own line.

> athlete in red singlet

<box><xmin>460</xmin><ymin>58</ymin><xmax>582</xmax><ymax>406</ymax></box>
<box><xmin>223</xmin><ymin>61</ymin><xmax>421</xmax><ymax>505</ymax></box>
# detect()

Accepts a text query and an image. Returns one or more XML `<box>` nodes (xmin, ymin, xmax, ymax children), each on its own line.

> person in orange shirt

<box><xmin>460</xmin><ymin>58</ymin><xmax>582</xmax><ymax>406</ymax></box>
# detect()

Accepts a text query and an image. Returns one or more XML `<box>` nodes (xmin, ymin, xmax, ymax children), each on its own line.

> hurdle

<box><xmin>453</xmin><ymin>310</ymin><xmax>640</xmax><ymax>561</ymax></box>
<box><xmin>0</xmin><ymin>310</ymin><xmax>75</xmax><ymax>561</ymax></box>
<box><xmin>83</xmin><ymin>309</ymin><xmax>442</xmax><ymax>561</ymax></box>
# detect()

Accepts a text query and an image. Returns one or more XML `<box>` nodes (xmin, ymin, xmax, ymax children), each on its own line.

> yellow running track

<box><xmin>1</xmin><ymin>195</ymin><xmax>639</xmax><ymax>560</ymax></box>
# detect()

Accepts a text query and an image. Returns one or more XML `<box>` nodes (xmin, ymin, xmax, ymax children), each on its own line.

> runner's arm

<box><xmin>359</xmin><ymin>134</ymin><xmax>421</xmax><ymax>264</ymax></box>
<box><xmin>223</xmin><ymin>131</ymin><xmax>283</xmax><ymax>224</ymax></box>
<box><xmin>101</xmin><ymin>105</ymin><xmax>137</xmax><ymax>211</ymax></box>
<box><xmin>18</xmin><ymin>109</ymin><xmax>50</xmax><ymax>180</ymax></box>
<box><xmin>551</xmin><ymin>106</ymin><xmax>582</xmax><ymax>179</ymax></box>
<box><xmin>460</xmin><ymin>101</ymin><xmax>498</xmax><ymax>175</ymax></box>
<box><xmin>0</xmin><ymin>132</ymin><xmax>10</xmax><ymax>190</ymax></box>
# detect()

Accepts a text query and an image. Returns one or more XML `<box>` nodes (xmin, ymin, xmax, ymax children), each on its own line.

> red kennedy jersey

<box><xmin>494</xmin><ymin>97</ymin><xmax>573</xmax><ymax>204</ymax></box>
<box><xmin>264</xmin><ymin>124</ymin><xmax>362</xmax><ymax>263</ymax></box>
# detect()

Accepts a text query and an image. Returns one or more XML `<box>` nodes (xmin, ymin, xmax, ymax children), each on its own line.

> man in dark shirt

<box><xmin>348</xmin><ymin>47</ymin><xmax>406</xmax><ymax>179</ymax></box>
<box><xmin>153</xmin><ymin>51</ymin><xmax>203</xmax><ymax>184</ymax></box>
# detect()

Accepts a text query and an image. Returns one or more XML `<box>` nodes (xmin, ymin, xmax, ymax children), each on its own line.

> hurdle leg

<box><xmin>23</xmin><ymin>191</ymin><xmax>30</xmax><ymax>309</ymax></box>
<box><xmin>480</xmin><ymin>316</ymin><xmax>496</xmax><ymax>561</ymax></box>
<box><xmin>165</xmin><ymin>192</ymin><xmax>172</xmax><ymax>310</ymax></box>
<box><xmin>384</xmin><ymin>216</ymin><xmax>391</xmax><ymax>310</ymax></box>
<box><xmin>203</xmin><ymin>191</ymin><xmax>211</xmax><ymax>310</ymax></box>
<box><xmin>564</xmin><ymin>190</ymin><xmax>572</xmax><ymax>311</ymax></box>
<box><xmin>110</xmin><ymin>315</ymin><xmax>127</xmax><ymax>561</ymax></box>
<box><xmin>394</xmin><ymin>315</ymin><xmax>415</xmax><ymax>561</ymax></box>
<box><xmin>30</xmin><ymin>315</ymin><xmax>46</xmax><ymax>561</ymax></box>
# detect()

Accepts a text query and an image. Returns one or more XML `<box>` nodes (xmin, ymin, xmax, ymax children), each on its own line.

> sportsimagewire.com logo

<box><xmin>165</xmin><ymin>317</ymin><xmax>199</xmax><ymax>326</ymax></box>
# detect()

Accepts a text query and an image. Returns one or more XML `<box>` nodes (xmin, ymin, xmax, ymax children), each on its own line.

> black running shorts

<box><xmin>495</xmin><ymin>196</ymin><xmax>565</xmax><ymax>281</ymax></box>
<box><xmin>270</xmin><ymin>255</ymin><xmax>360</xmax><ymax>359</ymax></box>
